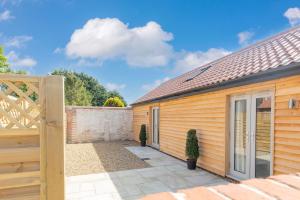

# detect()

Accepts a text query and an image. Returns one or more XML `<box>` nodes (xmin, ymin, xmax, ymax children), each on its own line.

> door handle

<box><xmin>246</xmin><ymin>131</ymin><xmax>250</xmax><ymax>140</ymax></box>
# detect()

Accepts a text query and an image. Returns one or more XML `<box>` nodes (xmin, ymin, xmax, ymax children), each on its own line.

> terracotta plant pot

<box><xmin>187</xmin><ymin>159</ymin><xmax>197</xmax><ymax>170</ymax></box>
<box><xmin>141</xmin><ymin>141</ymin><xmax>146</xmax><ymax>147</ymax></box>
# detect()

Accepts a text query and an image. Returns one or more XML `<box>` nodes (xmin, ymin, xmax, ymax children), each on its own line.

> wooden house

<box><xmin>132</xmin><ymin>26</ymin><xmax>300</xmax><ymax>180</ymax></box>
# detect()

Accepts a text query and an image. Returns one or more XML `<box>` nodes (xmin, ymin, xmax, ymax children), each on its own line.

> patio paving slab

<box><xmin>66</xmin><ymin>146</ymin><xmax>228</xmax><ymax>200</ymax></box>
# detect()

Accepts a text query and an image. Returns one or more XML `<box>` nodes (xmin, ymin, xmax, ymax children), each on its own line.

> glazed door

<box><xmin>152</xmin><ymin>107</ymin><xmax>160</xmax><ymax>149</ymax></box>
<box><xmin>230</xmin><ymin>92</ymin><xmax>273</xmax><ymax>180</ymax></box>
<box><xmin>250</xmin><ymin>92</ymin><xmax>272</xmax><ymax>178</ymax></box>
<box><xmin>230</xmin><ymin>95</ymin><xmax>251</xmax><ymax>180</ymax></box>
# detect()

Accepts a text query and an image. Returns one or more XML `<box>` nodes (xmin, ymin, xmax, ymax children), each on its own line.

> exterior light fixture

<box><xmin>288</xmin><ymin>99</ymin><xmax>297</xmax><ymax>109</ymax></box>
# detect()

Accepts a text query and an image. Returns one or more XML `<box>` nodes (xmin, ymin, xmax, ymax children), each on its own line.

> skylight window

<box><xmin>183</xmin><ymin>66</ymin><xmax>211</xmax><ymax>82</ymax></box>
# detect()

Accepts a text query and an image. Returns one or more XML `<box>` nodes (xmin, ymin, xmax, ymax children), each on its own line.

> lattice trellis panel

<box><xmin>0</xmin><ymin>75</ymin><xmax>65</xmax><ymax>200</ymax></box>
<box><xmin>0</xmin><ymin>79</ymin><xmax>40</xmax><ymax>128</ymax></box>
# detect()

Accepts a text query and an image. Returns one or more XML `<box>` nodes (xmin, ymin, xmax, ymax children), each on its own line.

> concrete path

<box><xmin>66</xmin><ymin>146</ymin><xmax>228</xmax><ymax>200</ymax></box>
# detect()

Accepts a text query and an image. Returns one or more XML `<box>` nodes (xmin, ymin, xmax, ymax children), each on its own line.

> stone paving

<box><xmin>66</xmin><ymin>146</ymin><xmax>229</xmax><ymax>200</ymax></box>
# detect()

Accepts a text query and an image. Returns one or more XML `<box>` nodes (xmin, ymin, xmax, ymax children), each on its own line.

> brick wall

<box><xmin>66</xmin><ymin>106</ymin><xmax>133</xmax><ymax>143</ymax></box>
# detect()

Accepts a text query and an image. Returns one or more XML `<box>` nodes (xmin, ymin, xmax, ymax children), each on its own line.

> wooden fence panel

<box><xmin>0</xmin><ymin>74</ymin><xmax>65</xmax><ymax>200</ymax></box>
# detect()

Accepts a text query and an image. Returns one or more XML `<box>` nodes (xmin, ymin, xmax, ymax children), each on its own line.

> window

<box><xmin>183</xmin><ymin>66</ymin><xmax>211</xmax><ymax>82</ymax></box>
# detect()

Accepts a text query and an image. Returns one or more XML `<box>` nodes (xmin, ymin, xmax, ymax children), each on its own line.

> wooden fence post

<box><xmin>45</xmin><ymin>75</ymin><xmax>65</xmax><ymax>200</ymax></box>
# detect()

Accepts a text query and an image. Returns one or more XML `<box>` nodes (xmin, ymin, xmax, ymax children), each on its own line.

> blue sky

<box><xmin>0</xmin><ymin>0</ymin><xmax>300</xmax><ymax>104</ymax></box>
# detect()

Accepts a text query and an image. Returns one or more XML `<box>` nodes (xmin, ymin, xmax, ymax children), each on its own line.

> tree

<box><xmin>185</xmin><ymin>129</ymin><xmax>199</xmax><ymax>160</ymax></box>
<box><xmin>65</xmin><ymin>73</ymin><xmax>92</xmax><ymax>106</ymax></box>
<box><xmin>51</xmin><ymin>69</ymin><xmax>127</xmax><ymax>106</ymax></box>
<box><xmin>0</xmin><ymin>47</ymin><xmax>33</xmax><ymax>100</ymax></box>
<box><xmin>103</xmin><ymin>97</ymin><xmax>125</xmax><ymax>107</ymax></box>
<box><xmin>52</xmin><ymin>70</ymin><xmax>92</xmax><ymax>106</ymax></box>
<box><xmin>0</xmin><ymin>46</ymin><xmax>27</xmax><ymax>74</ymax></box>
<box><xmin>0</xmin><ymin>46</ymin><xmax>10</xmax><ymax>73</ymax></box>
<box><xmin>139</xmin><ymin>124</ymin><xmax>147</xmax><ymax>146</ymax></box>
<box><xmin>107</xmin><ymin>90</ymin><xmax>127</xmax><ymax>107</ymax></box>
<box><xmin>74</xmin><ymin>72</ymin><xmax>108</xmax><ymax>106</ymax></box>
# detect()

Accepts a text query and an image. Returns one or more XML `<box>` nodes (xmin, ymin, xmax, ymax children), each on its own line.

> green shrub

<box><xmin>139</xmin><ymin>124</ymin><xmax>147</xmax><ymax>142</ymax></box>
<box><xmin>185</xmin><ymin>129</ymin><xmax>199</xmax><ymax>160</ymax></box>
<box><xmin>103</xmin><ymin>97</ymin><xmax>125</xmax><ymax>107</ymax></box>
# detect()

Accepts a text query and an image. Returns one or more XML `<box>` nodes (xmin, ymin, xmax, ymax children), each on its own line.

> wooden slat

<box><xmin>0</xmin><ymin>171</ymin><xmax>40</xmax><ymax>190</ymax></box>
<box><xmin>0</xmin><ymin>74</ymin><xmax>40</xmax><ymax>82</ymax></box>
<box><xmin>0</xmin><ymin>135</ymin><xmax>39</xmax><ymax>148</ymax></box>
<box><xmin>0</xmin><ymin>147</ymin><xmax>40</xmax><ymax>164</ymax></box>
<box><xmin>0</xmin><ymin>162</ymin><xmax>40</xmax><ymax>174</ymax></box>
<box><xmin>1</xmin><ymin>193</ymin><xmax>39</xmax><ymax>200</ymax></box>
<box><xmin>0</xmin><ymin>185</ymin><xmax>39</xmax><ymax>200</ymax></box>
<box><xmin>0</xmin><ymin>129</ymin><xmax>38</xmax><ymax>137</ymax></box>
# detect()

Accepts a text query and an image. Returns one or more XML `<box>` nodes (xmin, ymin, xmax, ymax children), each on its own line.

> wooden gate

<box><xmin>0</xmin><ymin>75</ymin><xmax>65</xmax><ymax>200</ymax></box>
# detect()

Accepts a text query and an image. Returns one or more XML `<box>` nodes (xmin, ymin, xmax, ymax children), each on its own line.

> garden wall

<box><xmin>66</xmin><ymin>106</ymin><xmax>133</xmax><ymax>143</ymax></box>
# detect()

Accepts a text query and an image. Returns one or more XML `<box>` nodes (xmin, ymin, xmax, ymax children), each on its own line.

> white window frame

<box><xmin>152</xmin><ymin>107</ymin><xmax>160</xmax><ymax>149</ymax></box>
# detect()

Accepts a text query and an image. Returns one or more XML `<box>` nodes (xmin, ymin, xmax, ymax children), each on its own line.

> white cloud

<box><xmin>53</xmin><ymin>47</ymin><xmax>64</xmax><ymax>54</ymax></box>
<box><xmin>106</xmin><ymin>82</ymin><xmax>126</xmax><ymax>91</ymax></box>
<box><xmin>7</xmin><ymin>51</ymin><xmax>37</xmax><ymax>67</ymax></box>
<box><xmin>0</xmin><ymin>10</ymin><xmax>14</xmax><ymax>22</ymax></box>
<box><xmin>66</xmin><ymin>18</ymin><xmax>173</xmax><ymax>67</ymax></box>
<box><xmin>142</xmin><ymin>77</ymin><xmax>170</xmax><ymax>91</ymax></box>
<box><xmin>238</xmin><ymin>31</ymin><xmax>254</xmax><ymax>46</ymax></box>
<box><xmin>174</xmin><ymin>48</ymin><xmax>231</xmax><ymax>74</ymax></box>
<box><xmin>284</xmin><ymin>7</ymin><xmax>300</xmax><ymax>26</ymax></box>
<box><xmin>0</xmin><ymin>0</ymin><xmax>23</xmax><ymax>6</ymax></box>
<box><xmin>75</xmin><ymin>58</ymin><xmax>103</xmax><ymax>67</ymax></box>
<box><xmin>4</xmin><ymin>35</ymin><xmax>32</xmax><ymax>48</ymax></box>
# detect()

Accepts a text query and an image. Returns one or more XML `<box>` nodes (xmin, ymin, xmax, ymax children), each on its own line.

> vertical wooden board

<box><xmin>39</xmin><ymin>78</ymin><xmax>46</xmax><ymax>200</ymax></box>
<box><xmin>224</xmin><ymin>95</ymin><xmax>230</xmax><ymax>175</ymax></box>
<box><xmin>45</xmin><ymin>76</ymin><xmax>65</xmax><ymax>200</ymax></box>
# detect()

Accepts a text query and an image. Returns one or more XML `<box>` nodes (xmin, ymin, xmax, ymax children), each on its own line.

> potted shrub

<box><xmin>185</xmin><ymin>129</ymin><xmax>199</xmax><ymax>170</ymax></box>
<box><xmin>139</xmin><ymin>124</ymin><xmax>147</xmax><ymax>147</ymax></box>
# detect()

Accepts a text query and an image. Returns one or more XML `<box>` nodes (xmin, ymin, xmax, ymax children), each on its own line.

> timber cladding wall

<box><xmin>132</xmin><ymin>75</ymin><xmax>300</xmax><ymax>176</ymax></box>
<box><xmin>0</xmin><ymin>75</ymin><xmax>65</xmax><ymax>200</ymax></box>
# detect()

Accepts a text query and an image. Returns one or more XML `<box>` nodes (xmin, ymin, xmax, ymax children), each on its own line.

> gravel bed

<box><xmin>65</xmin><ymin>140</ymin><xmax>150</xmax><ymax>176</ymax></box>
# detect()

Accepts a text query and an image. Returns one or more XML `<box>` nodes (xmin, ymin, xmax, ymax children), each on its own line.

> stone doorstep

<box><xmin>140</xmin><ymin>174</ymin><xmax>300</xmax><ymax>200</ymax></box>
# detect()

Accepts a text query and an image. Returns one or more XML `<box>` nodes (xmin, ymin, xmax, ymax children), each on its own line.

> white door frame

<box><xmin>250</xmin><ymin>91</ymin><xmax>274</xmax><ymax>178</ymax></box>
<box><xmin>229</xmin><ymin>94</ymin><xmax>251</xmax><ymax>180</ymax></box>
<box><xmin>229</xmin><ymin>91</ymin><xmax>274</xmax><ymax>180</ymax></box>
<box><xmin>152</xmin><ymin>107</ymin><xmax>160</xmax><ymax>149</ymax></box>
